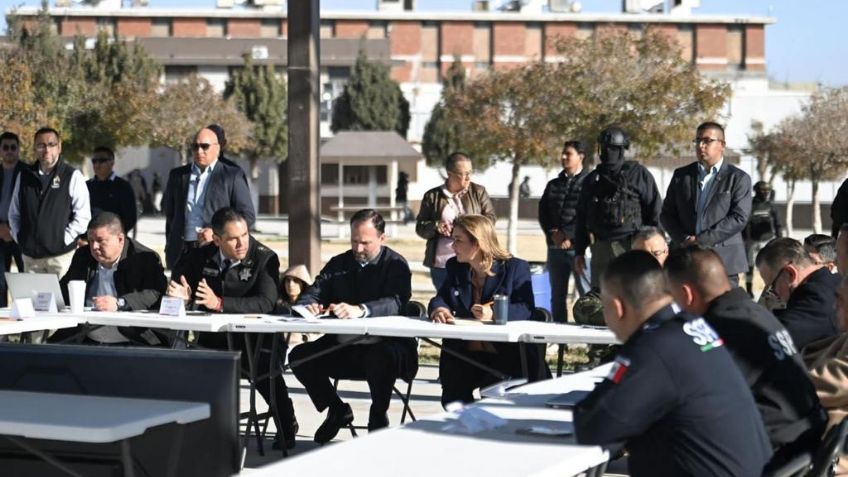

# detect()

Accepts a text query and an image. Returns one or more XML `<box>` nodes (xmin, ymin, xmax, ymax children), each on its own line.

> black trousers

<box><xmin>289</xmin><ymin>336</ymin><xmax>417</xmax><ymax>420</ymax></box>
<box><xmin>198</xmin><ymin>332</ymin><xmax>296</xmax><ymax>434</ymax></box>
<box><xmin>439</xmin><ymin>339</ymin><xmax>548</xmax><ymax>407</ymax></box>
<box><xmin>0</xmin><ymin>239</ymin><xmax>23</xmax><ymax>307</ymax></box>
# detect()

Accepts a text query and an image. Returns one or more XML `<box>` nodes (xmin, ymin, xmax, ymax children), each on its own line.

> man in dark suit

<box><xmin>661</xmin><ymin>121</ymin><xmax>752</xmax><ymax>285</ymax></box>
<box><xmin>53</xmin><ymin>212</ymin><xmax>169</xmax><ymax>346</ymax></box>
<box><xmin>87</xmin><ymin>146</ymin><xmax>137</xmax><ymax>234</ymax></box>
<box><xmin>756</xmin><ymin>237</ymin><xmax>841</xmax><ymax>351</ymax></box>
<box><xmin>289</xmin><ymin>209</ymin><xmax>417</xmax><ymax>443</ymax></box>
<box><xmin>167</xmin><ymin>207</ymin><xmax>297</xmax><ymax>449</ymax></box>
<box><xmin>0</xmin><ymin>132</ymin><xmax>26</xmax><ymax>306</ymax></box>
<box><xmin>162</xmin><ymin>127</ymin><xmax>255</xmax><ymax>268</ymax></box>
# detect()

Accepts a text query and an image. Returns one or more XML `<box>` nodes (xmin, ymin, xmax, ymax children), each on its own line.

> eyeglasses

<box><xmin>763</xmin><ymin>265</ymin><xmax>789</xmax><ymax>300</ymax></box>
<box><xmin>191</xmin><ymin>142</ymin><xmax>218</xmax><ymax>151</ymax></box>
<box><xmin>1</xmin><ymin>144</ymin><xmax>17</xmax><ymax>152</ymax></box>
<box><xmin>692</xmin><ymin>138</ymin><xmax>723</xmax><ymax>146</ymax></box>
<box><xmin>34</xmin><ymin>142</ymin><xmax>59</xmax><ymax>150</ymax></box>
<box><xmin>91</xmin><ymin>157</ymin><xmax>111</xmax><ymax>164</ymax></box>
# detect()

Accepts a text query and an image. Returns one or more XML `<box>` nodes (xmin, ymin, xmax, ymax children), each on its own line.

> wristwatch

<box><xmin>116</xmin><ymin>297</ymin><xmax>127</xmax><ymax>310</ymax></box>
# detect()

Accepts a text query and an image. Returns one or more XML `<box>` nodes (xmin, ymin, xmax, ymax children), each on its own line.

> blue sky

<box><xmin>1</xmin><ymin>0</ymin><xmax>843</xmax><ymax>86</ymax></box>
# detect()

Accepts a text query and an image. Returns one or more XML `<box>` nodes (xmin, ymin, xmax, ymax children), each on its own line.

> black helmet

<box><xmin>754</xmin><ymin>181</ymin><xmax>771</xmax><ymax>194</ymax></box>
<box><xmin>598</xmin><ymin>126</ymin><xmax>630</xmax><ymax>150</ymax></box>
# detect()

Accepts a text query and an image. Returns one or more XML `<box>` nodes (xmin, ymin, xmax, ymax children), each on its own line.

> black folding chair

<box><xmin>762</xmin><ymin>452</ymin><xmax>812</xmax><ymax>477</ymax></box>
<box><xmin>806</xmin><ymin>417</ymin><xmax>848</xmax><ymax>477</ymax></box>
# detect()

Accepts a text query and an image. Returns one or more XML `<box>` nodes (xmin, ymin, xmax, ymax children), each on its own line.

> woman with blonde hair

<box><xmin>428</xmin><ymin>214</ymin><xmax>546</xmax><ymax>406</ymax></box>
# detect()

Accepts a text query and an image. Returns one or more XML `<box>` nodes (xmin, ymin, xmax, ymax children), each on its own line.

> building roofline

<box><xmin>7</xmin><ymin>7</ymin><xmax>776</xmax><ymax>25</ymax></box>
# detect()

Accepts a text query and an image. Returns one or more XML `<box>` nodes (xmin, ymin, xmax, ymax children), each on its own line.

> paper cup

<box><xmin>68</xmin><ymin>280</ymin><xmax>86</xmax><ymax>314</ymax></box>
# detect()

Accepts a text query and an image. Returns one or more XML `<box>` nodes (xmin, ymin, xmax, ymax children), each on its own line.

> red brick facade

<box><xmin>172</xmin><ymin>18</ymin><xmax>206</xmax><ymax>38</ymax></box>
<box><xmin>227</xmin><ymin>18</ymin><xmax>261</xmax><ymax>38</ymax></box>
<box><xmin>60</xmin><ymin>18</ymin><xmax>96</xmax><ymax>36</ymax></box>
<box><xmin>335</xmin><ymin>20</ymin><xmax>369</xmax><ymax>39</ymax></box>
<box><xmin>744</xmin><ymin>24</ymin><xmax>766</xmax><ymax>71</ymax></box>
<box><xmin>695</xmin><ymin>23</ymin><xmax>728</xmax><ymax>71</ymax></box>
<box><xmin>116</xmin><ymin>18</ymin><xmax>151</xmax><ymax>38</ymax></box>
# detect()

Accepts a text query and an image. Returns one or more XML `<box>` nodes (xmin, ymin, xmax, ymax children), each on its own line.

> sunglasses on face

<box><xmin>191</xmin><ymin>142</ymin><xmax>217</xmax><ymax>151</ymax></box>
<box><xmin>1</xmin><ymin>144</ymin><xmax>17</xmax><ymax>152</ymax></box>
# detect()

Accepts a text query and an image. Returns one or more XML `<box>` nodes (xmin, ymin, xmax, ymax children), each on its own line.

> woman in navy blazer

<box><xmin>429</xmin><ymin>215</ymin><xmax>541</xmax><ymax>406</ymax></box>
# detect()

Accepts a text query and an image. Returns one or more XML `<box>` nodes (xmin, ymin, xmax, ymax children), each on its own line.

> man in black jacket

<box><xmin>756</xmin><ymin>237</ymin><xmax>841</xmax><ymax>350</ymax></box>
<box><xmin>538</xmin><ymin>140</ymin><xmax>591</xmax><ymax>322</ymax></box>
<box><xmin>665</xmin><ymin>245</ymin><xmax>826</xmax><ymax>469</ymax></box>
<box><xmin>87</xmin><ymin>146</ymin><xmax>137</xmax><ymax>234</ymax></box>
<box><xmin>574</xmin><ymin>126</ymin><xmax>662</xmax><ymax>289</ymax></box>
<box><xmin>0</xmin><ymin>132</ymin><xmax>26</xmax><ymax>306</ymax></box>
<box><xmin>167</xmin><ymin>207</ymin><xmax>297</xmax><ymax>449</ymax></box>
<box><xmin>162</xmin><ymin>127</ymin><xmax>254</xmax><ymax>268</ymax></box>
<box><xmin>661</xmin><ymin>122</ymin><xmax>752</xmax><ymax>286</ymax></box>
<box><xmin>289</xmin><ymin>209</ymin><xmax>416</xmax><ymax>443</ymax></box>
<box><xmin>574</xmin><ymin>251</ymin><xmax>772</xmax><ymax>477</ymax></box>
<box><xmin>53</xmin><ymin>212</ymin><xmax>169</xmax><ymax>346</ymax></box>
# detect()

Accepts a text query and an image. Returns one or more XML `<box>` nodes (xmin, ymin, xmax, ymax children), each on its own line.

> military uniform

<box><xmin>574</xmin><ymin>305</ymin><xmax>773</xmax><ymax>477</ymax></box>
<box><xmin>171</xmin><ymin>237</ymin><xmax>297</xmax><ymax>446</ymax></box>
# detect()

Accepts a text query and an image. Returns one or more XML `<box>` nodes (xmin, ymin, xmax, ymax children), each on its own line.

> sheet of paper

<box><xmin>11</xmin><ymin>298</ymin><xmax>35</xmax><ymax>319</ymax></box>
<box><xmin>159</xmin><ymin>296</ymin><xmax>186</xmax><ymax>317</ymax></box>
<box><xmin>291</xmin><ymin>305</ymin><xmax>332</xmax><ymax>321</ymax></box>
<box><xmin>33</xmin><ymin>292</ymin><xmax>58</xmax><ymax>313</ymax></box>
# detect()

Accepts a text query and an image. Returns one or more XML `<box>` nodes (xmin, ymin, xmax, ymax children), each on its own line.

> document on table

<box><xmin>291</xmin><ymin>305</ymin><xmax>333</xmax><ymax>321</ymax></box>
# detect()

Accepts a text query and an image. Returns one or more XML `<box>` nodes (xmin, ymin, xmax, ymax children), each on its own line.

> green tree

<box><xmin>331</xmin><ymin>50</ymin><xmax>410</xmax><ymax>137</ymax></box>
<box><xmin>422</xmin><ymin>57</ymin><xmax>468</xmax><ymax>167</ymax></box>
<box><xmin>767</xmin><ymin>117</ymin><xmax>807</xmax><ymax>235</ymax></box>
<box><xmin>150</xmin><ymin>75</ymin><xmax>253</xmax><ymax>165</ymax></box>
<box><xmin>447</xmin><ymin>30</ymin><xmax>730</xmax><ymax>253</ymax></box>
<box><xmin>224</xmin><ymin>54</ymin><xmax>288</xmax><ymax>184</ymax></box>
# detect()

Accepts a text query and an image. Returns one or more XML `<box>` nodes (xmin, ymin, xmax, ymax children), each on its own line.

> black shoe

<box><xmin>314</xmin><ymin>403</ymin><xmax>354</xmax><ymax>444</ymax></box>
<box><xmin>367</xmin><ymin>412</ymin><xmax>389</xmax><ymax>432</ymax></box>
<box><xmin>272</xmin><ymin>417</ymin><xmax>299</xmax><ymax>450</ymax></box>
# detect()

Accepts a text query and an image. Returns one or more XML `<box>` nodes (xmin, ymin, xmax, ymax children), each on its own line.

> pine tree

<box><xmin>330</xmin><ymin>49</ymin><xmax>409</xmax><ymax>137</ymax></box>
<box><xmin>422</xmin><ymin>57</ymin><xmax>467</xmax><ymax>166</ymax></box>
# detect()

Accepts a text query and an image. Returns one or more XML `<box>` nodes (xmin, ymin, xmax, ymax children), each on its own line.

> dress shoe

<box><xmin>272</xmin><ymin>417</ymin><xmax>299</xmax><ymax>450</ymax></box>
<box><xmin>314</xmin><ymin>403</ymin><xmax>354</xmax><ymax>444</ymax></box>
<box><xmin>367</xmin><ymin>412</ymin><xmax>389</xmax><ymax>432</ymax></box>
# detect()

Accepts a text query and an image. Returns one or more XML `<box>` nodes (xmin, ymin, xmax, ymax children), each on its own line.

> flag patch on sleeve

<box><xmin>607</xmin><ymin>356</ymin><xmax>631</xmax><ymax>384</ymax></box>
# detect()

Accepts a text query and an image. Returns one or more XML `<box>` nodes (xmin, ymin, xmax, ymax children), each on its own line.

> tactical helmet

<box><xmin>754</xmin><ymin>181</ymin><xmax>771</xmax><ymax>195</ymax></box>
<box><xmin>573</xmin><ymin>291</ymin><xmax>606</xmax><ymax>326</ymax></box>
<box><xmin>598</xmin><ymin>126</ymin><xmax>630</xmax><ymax>150</ymax></box>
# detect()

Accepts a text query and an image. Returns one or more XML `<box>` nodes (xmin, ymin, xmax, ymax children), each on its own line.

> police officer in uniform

<box><xmin>745</xmin><ymin>181</ymin><xmax>783</xmax><ymax>294</ymax></box>
<box><xmin>167</xmin><ymin>207</ymin><xmax>297</xmax><ymax>450</ymax></box>
<box><xmin>574</xmin><ymin>251</ymin><xmax>772</xmax><ymax>476</ymax></box>
<box><xmin>574</xmin><ymin>126</ymin><xmax>661</xmax><ymax>290</ymax></box>
<box><xmin>665</xmin><ymin>245</ymin><xmax>826</xmax><ymax>470</ymax></box>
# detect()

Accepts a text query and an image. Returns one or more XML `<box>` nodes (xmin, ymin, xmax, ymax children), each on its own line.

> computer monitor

<box><xmin>0</xmin><ymin>344</ymin><xmax>240</xmax><ymax>477</ymax></box>
<box><xmin>6</xmin><ymin>272</ymin><xmax>66</xmax><ymax>308</ymax></box>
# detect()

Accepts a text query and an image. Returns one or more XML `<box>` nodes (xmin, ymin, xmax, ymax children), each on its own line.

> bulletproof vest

<box><xmin>586</xmin><ymin>161</ymin><xmax>642</xmax><ymax>232</ymax></box>
<box><xmin>748</xmin><ymin>200</ymin><xmax>776</xmax><ymax>241</ymax></box>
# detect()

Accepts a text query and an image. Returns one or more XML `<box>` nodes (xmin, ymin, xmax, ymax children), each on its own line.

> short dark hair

<box><xmin>602</xmin><ymin>250</ymin><xmax>669</xmax><ymax>310</ymax></box>
<box><xmin>633</xmin><ymin>226</ymin><xmax>664</xmax><ymax>244</ymax></box>
<box><xmin>804</xmin><ymin>233</ymin><xmax>837</xmax><ymax>265</ymax></box>
<box><xmin>696</xmin><ymin>121</ymin><xmax>725</xmax><ymax>141</ymax></box>
<box><xmin>34</xmin><ymin>127</ymin><xmax>60</xmax><ymax>142</ymax></box>
<box><xmin>664</xmin><ymin>245</ymin><xmax>727</xmax><ymax>294</ymax></box>
<box><xmin>87</xmin><ymin>211</ymin><xmax>124</xmax><ymax>235</ymax></box>
<box><xmin>756</xmin><ymin>237</ymin><xmax>813</xmax><ymax>270</ymax></box>
<box><xmin>562</xmin><ymin>140</ymin><xmax>586</xmax><ymax>156</ymax></box>
<box><xmin>210</xmin><ymin>207</ymin><xmax>247</xmax><ymax>236</ymax></box>
<box><xmin>92</xmin><ymin>146</ymin><xmax>114</xmax><ymax>161</ymax></box>
<box><xmin>444</xmin><ymin>152</ymin><xmax>471</xmax><ymax>173</ymax></box>
<box><xmin>349</xmin><ymin>208</ymin><xmax>385</xmax><ymax>235</ymax></box>
<box><xmin>206</xmin><ymin>124</ymin><xmax>226</xmax><ymax>146</ymax></box>
<box><xmin>0</xmin><ymin>132</ymin><xmax>20</xmax><ymax>145</ymax></box>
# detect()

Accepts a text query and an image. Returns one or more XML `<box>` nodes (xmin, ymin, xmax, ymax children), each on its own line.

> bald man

<box><xmin>665</xmin><ymin>245</ymin><xmax>826</xmax><ymax>469</ymax></box>
<box><xmin>574</xmin><ymin>250</ymin><xmax>772</xmax><ymax>477</ymax></box>
<box><xmin>162</xmin><ymin>127</ymin><xmax>255</xmax><ymax>268</ymax></box>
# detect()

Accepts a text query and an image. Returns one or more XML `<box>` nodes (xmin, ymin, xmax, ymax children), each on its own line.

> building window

<box><xmin>726</xmin><ymin>25</ymin><xmax>743</xmax><ymax>68</ymax></box>
<box><xmin>368</xmin><ymin>20</ymin><xmax>387</xmax><ymax>39</ymax></box>
<box><xmin>164</xmin><ymin>65</ymin><xmax>197</xmax><ymax>84</ymax></box>
<box><xmin>96</xmin><ymin>17</ymin><xmax>115</xmax><ymax>36</ymax></box>
<box><xmin>320</xmin><ymin>67</ymin><xmax>350</xmax><ymax>123</ymax></box>
<box><xmin>321</xmin><ymin>164</ymin><xmax>339</xmax><ymax>185</ymax></box>
<box><xmin>320</xmin><ymin>20</ymin><xmax>334</xmax><ymax>38</ymax></box>
<box><xmin>261</xmin><ymin>19</ymin><xmax>280</xmax><ymax>38</ymax></box>
<box><xmin>207</xmin><ymin>18</ymin><xmax>225</xmax><ymax>37</ymax></box>
<box><xmin>151</xmin><ymin>18</ymin><xmax>171</xmax><ymax>37</ymax></box>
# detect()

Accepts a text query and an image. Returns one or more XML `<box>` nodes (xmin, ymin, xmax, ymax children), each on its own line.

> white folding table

<box><xmin>0</xmin><ymin>390</ymin><xmax>209</xmax><ymax>477</ymax></box>
<box><xmin>0</xmin><ymin>316</ymin><xmax>81</xmax><ymax>336</ymax></box>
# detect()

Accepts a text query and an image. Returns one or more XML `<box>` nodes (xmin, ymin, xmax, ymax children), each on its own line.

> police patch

<box><xmin>682</xmin><ymin>318</ymin><xmax>724</xmax><ymax>352</ymax></box>
<box><xmin>607</xmin><ymin>356</ymin><xmax>631</xmax><ymax>384</ymax></box>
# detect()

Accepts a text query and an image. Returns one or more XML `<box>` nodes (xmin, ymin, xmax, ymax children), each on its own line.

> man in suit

<box><xmin>756</xmin><ymin>237</ymin><xmax>841</xmax><ymax>351</ymax></box>
<box><xmin>289</xmin><ymin>209</ymin><xmax>417</xmax><ymax>443</ymax></box>
<box><xmin>0</xmin><ymin>132</ymin><xmax>26</xmax><ymax>306</ymax></box>
<box><xmin>87</xmin><ymin>146</ymin><xmax>137</xmax><ymax>234</ymax></box>
<box><xmin>167</xmin><ymin>207</ymin><xmax>297</xmax><ymax>449</ymax></box>
<box><xmin>53</xmin><ymin>212</ymin><xmax>169</xmax><ymax>346</ymax></box>
<box><xmin>162</xmin><ymin>127</ymin><xmax>254</xmax><ymax>268</ymax></box>
<box><xmin>661</xmin><ymin>121</ymin><xmax>752</xmax><ymax>286</ymax></box>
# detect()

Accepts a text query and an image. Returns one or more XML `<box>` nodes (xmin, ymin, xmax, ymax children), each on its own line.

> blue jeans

<box><xmin>546</xmin><ymin>248</ymin><xmax>591</xmax><ymax>323</ymax></box>
<box><xmin>430</xmin><ymin>267</ymin><xmax>449</xmax><ymax>293</ymax></box>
